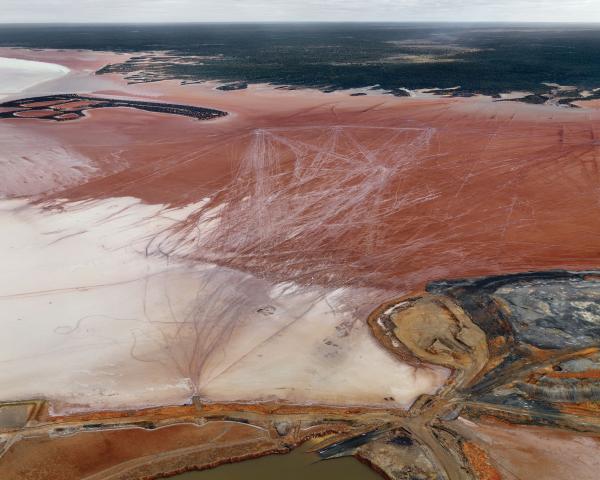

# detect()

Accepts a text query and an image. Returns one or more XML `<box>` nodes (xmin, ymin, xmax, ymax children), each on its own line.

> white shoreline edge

<box><xmin>0</xmin><ymin>56</ymin><xmax>70</xmax><ymax>100</ymax></box>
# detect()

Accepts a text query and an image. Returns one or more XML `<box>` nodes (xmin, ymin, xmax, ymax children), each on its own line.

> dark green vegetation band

<box><xmin>3</xmin><ymin>24</ymin><xmax>600</xmax><ymax>95</ymax></box>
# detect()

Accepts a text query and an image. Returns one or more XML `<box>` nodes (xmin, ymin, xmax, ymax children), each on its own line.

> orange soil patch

<box><xmin>55</xmin><ymin>112</ymin><xmax>81</xmax><ymax>121</ymax></box>
<box><xmin>13</xmin><ymin>109</ymin><xmax>55</xmax><ymax>118</ymax></box>
<box><xmin>558</xmin><ymin>401</ymin><xmax>600</xmax><ymax>416</ymax></box>
<box><xmin>17</xmin><ymin>100</ymin><xmax>68</xmax><ymax>108</ymax></box>
<box><xmin>38</xmin><ymin>401</ymin><xmax>390</xmax><ymax>427</ymax></box>
<box><xmin>51</xmin><ymin>100</ymin><xmax>98</xmax><ymax>111</ymax></box>
<box><xmin>462</xmin><ymin>441</ymin><xmax>501</xmax><ymax>480</ymax></box>
<box><xmin>545</xmin><ymin>370</ymin><xmax>600</xmax><ymax>379</ymax></box>
<box><xmin>0</xmin><ymin>422</ymin><xmax>278</xmax><ymax>480</ymax></box>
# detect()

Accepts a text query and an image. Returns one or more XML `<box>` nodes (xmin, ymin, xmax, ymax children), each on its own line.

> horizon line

<box><xmin>2</xmin><ymin>20</ymin><xmax>600</xmax><ymax>25</ymax></box>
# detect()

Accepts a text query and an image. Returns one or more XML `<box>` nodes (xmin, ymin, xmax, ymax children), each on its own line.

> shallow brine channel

<box><xmin>169</xmin><ymin>442</ymin><xmax>381</xmax><ymax>480</ymax></box>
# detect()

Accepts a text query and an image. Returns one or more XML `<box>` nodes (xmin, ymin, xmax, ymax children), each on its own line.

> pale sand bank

<box><xmin>0</xmin><ymin>56</ymin><xmax>69</xmax><ymax>101</ymax></box>
<box><xmin>0</xmin><ymin>197</ymin><xmax>447</xmax><ymax>414</ymax></box>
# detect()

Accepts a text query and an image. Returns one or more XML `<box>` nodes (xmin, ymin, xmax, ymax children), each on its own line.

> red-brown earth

<box><xmin>2</xmin><ymin>53</ymin><xmax>598</xmax><ymax>293</ymax></box>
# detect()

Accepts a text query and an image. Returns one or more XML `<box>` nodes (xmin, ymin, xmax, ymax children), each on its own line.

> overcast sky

<box><xmin>3</xmin><ymin>0</ymin><xmax>600</xmax><ymax>23</ymax></box>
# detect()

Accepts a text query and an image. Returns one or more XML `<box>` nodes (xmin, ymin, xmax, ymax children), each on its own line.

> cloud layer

<box><xmin>3</xmin><ymin>0</ymin><xmax>600</xmax><ymax>23</ymax></box>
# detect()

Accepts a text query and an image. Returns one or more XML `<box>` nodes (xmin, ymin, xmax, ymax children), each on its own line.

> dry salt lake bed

<box><xmin>3</xmin><ymin>22</ymin><xmax>600</xmax><ymax>479</ymax></box>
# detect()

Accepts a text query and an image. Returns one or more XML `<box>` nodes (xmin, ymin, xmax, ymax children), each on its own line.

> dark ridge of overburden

<box><xmin>0</xmin><ymin>94</ymin><xmax>227</xmax><ymax>121</ymax></box>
